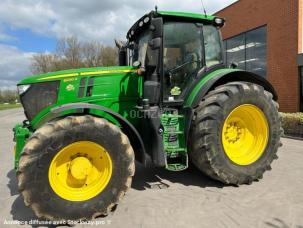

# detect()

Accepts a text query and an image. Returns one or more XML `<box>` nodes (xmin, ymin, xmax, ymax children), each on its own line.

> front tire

<box><xmin>17</xmin><ymin>115</ymin><xmax>135</xmax><ymax>221</ymax></box>
<box><xmin>189</xmin><ymin>82</ymin><xmax>282</xmax><ymax>185</ymax></box>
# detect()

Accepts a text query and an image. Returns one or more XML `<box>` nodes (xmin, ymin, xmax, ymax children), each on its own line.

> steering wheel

<box><xmin>166</xmin><ymin>60</ymin><xmax>199</xmax><ymax>86</ymax></box>
<box><xmin>167</xmin><ymin>60</ymin><xmax>199</xmax><ymax>74</ymax></box>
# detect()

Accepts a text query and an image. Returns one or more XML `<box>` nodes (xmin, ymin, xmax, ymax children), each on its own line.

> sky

<box><xmin>0</xmin><ymin>0</ymin><xmax>237</xmax><ymax>89</ymax></box>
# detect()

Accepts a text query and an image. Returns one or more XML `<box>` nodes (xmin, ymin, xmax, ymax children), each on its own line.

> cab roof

<box><xmin>157</xmin><ymin>11</ymin><xmax>215</xmax><ymax>21</ymax></box>
<box><xmin>126</xmin><ymin>10</ymin><xmax>217</xmax><ymax>40</ymax></box>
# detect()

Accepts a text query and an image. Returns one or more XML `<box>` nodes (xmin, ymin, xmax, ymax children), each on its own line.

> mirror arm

<box><xmin>137</xmin><ymin>67</ymin><xmax>146</xmax><ymax>76</ymax></box>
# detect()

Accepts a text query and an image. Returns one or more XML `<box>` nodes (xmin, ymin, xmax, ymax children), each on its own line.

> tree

<box><xmin>31</xmin><ymin>37</ymin><xmax>118</xmax><ymax>74</ymax></box>
<box><xmin>0</xmin><ymin>89</ymin><xmax>19</xmax><ymax>103</ymax></box>
<box><xmin>56</xmin><ymin>37</ymin><xmax>83</xmax><ymax>69</ymax></box>
<box><xmin>31</xmin><ymin>54</ymin><xmax>60</xmax><ymax>74</ymax></box>
<box><xmin>82</xmin><ymin>41</ymin><xmax>103</xmax><ymax>67</ymax></box>
<box><xmin>100</xmin><ymin>46</ymin><xmax>117</xmax><ymax>66</ymax></box>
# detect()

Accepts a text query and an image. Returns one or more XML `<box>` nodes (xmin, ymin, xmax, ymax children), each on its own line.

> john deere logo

<box><xmin>66</xmin><ymin>84</ymin><xmax>75</xmax><ymax>91</ymax></box>
<box><xmin>170</xmin><ymin>86</ymin><xmax>181</xmax><ymax>96</ymax></box>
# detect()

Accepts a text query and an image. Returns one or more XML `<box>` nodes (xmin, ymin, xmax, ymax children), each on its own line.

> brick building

<box><xmin>216</xmin><ymin>0</ymin><xmax>303</xmax><ymax>112</ymax></box>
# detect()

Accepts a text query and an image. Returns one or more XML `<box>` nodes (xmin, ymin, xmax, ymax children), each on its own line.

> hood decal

<box><xmin>38</xmin><ymin>69</ymin><xmax>137</xmax><ymax>81</ymax></box>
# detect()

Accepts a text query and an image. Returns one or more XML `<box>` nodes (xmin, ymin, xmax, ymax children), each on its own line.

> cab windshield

<box><xmin>128</xmin><ymin>21</ymin><xmax>224</xmax><ymax>102</ymax></box>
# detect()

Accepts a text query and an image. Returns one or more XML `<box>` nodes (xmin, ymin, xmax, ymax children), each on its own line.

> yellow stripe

<box><xmin>80</xmin><ymin>69</ymin><xmax>136</xmax><ymax>76</ymax></box>
<box><xmin>38</xmin><ymin>69</ymin><xmax>137</xmax><ymax>80</ymax></box>
<box><xmin>38</xmin><ymin>73</ymin><xmax>79</xmax><ymax>80</ymax></box>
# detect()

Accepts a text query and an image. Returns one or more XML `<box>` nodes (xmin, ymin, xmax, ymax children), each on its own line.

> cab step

<box><xmin>161</xmin><ymin>110</ymin><xmax>188</xmax><ymax>171</ymax></box>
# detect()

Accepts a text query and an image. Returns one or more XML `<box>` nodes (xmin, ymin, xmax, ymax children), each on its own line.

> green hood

<box><xmin>18</xmin><ymin>66</ymin><xmax>137</xmax><ymax>85</ymax></box>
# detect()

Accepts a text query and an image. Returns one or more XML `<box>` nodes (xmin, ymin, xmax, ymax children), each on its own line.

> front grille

<box><xmin>20</xmin><ymin>81</ymin><xmax>59</xmax><ymax>121</ymax></box>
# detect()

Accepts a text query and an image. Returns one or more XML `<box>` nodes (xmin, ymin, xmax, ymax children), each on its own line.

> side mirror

<box><xmin>115</xmin><ymin>39</ymin><xmax>127</xmax><ymax>66</ymax></box>
<box><xmin>118</xmin><ymin>49</ymin><xmax>127</xmax><ymax>66</ymax></box>
<box><xmin>114</xmin><ymin>39</ymin><xmax>124</xmax><ymax>49</ymax></box>
<box><xmin>146</xmin><ymin>43</ymin><xmax>159</xmax><ymax>67</ymax></box>
<box><xmin>148</xmin><ymin>38</ymin><xmax>161</xmax><ymax>50</ymax></box>
<box><xmin>150</xmin><ymin>17</ymin><xmax>163</xmax><ymax>38</ymax></box>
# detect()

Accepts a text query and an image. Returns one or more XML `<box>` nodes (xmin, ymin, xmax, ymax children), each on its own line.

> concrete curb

<box><xmin>282</xmin><ymin>135</ymin><xmax>303</xmax><ymax>141</ymax></box>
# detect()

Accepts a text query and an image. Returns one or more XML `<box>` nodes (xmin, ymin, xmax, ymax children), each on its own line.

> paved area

<box><xmin>0</xmin><ymin>108</ymin><xmax>303</xmax><ymax>228</ymax></box>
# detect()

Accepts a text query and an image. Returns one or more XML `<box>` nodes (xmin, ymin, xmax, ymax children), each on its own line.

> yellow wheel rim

<box><xmin>222</xmin><ymin>104</ymin><xmax>269</xmax><ymax>166</ymax></box>
<box><xmin>48</xmin><ymin>141</ymin><xmax>112</xmax><ymax>201</ymax></box>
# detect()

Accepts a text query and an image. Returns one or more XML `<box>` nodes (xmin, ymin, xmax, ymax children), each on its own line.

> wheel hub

<box><xmin>69</xmin><ymin>156</ymin><xmax>92</xmax><ymax>180</ymax></box>
<box><xmin>222</xmin><ymin>104</ymin><xmax>269</xmax><ymax>166</ymax></box>
<box><xmin>48</xmin><ymin>141</ymin><xmax>112</xmax><ymax>201</ymax></box>
<box><xmin>224</xmin><ymin>122</ymin><xmax>242</xmax><ymax>143</ymax></box>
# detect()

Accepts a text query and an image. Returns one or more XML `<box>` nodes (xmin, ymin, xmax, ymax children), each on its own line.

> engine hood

<box><xmin>18</xmin><ymin>66</ymin><xmax>138</xmax><ymax>85</ymax></box>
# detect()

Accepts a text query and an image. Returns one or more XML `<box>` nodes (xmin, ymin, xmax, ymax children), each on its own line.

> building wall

<box><xmin>299</xmin><ymin>0</ymin><xmax>303</xmax><ymax>54</ymax></box>
<box><xmin>216</xmin><ymin>0</ymin><xmax>299</xmax><ymax>112</ymax></box>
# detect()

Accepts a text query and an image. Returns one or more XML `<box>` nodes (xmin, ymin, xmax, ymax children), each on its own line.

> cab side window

<box><xmin>204</xmin><ymin>25</ymin><xmax>223</xmax><ymax>67</ymax></box>
<box><xmin>163</xmin><ymin>22</ymin><xmax>203</xmax><ymax>101</ymax></box>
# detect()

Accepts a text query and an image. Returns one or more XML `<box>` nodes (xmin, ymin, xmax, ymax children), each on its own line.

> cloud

<box><xmin>0</xmin><ymin>44</ymin><xmax>34</xmax><ymax>89</ymax></box>
<box><xmin>0</xmin><ymin>23</ymin><xmax>17</xmax><ymax>42</ymax></box>
<box><xmin>0</xmin><ymin>1</ymin><xmax>55</xmax><ymax>36</ymax></box>
<box><xmin>0</xmin><ymin>0</ymin><xmax>237</xmax><ymax>88</ymax></box>
<box><xmin>0</xmin><ymin>0</ymin><xmax>237</xmax><ymax>44</ymax></box>
<box><xmin>0</xmin><ymin>31</ymin><xmax>14</xmax><ymax>42</ymax></box>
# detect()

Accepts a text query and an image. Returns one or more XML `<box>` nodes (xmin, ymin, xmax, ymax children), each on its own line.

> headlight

<box><xmin>143</xmin><ymin>17</ymin><xmax>150</xmax><ymax>23</ymax></box>
<box><xmin>17</xmin><ymin>84</ymin><xmax>31</xmax><ymax>95</ymax></box>
<box><xmin>214</xmin><ymin>17</ymin><xmax>225</xmax><ymax>27</ymax></box>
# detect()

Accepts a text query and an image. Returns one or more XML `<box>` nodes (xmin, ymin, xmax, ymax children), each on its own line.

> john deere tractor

<box><xmin>13</xmin><ymin>10</ymin><xmax>282</xmax><ymax>221</ymax></box>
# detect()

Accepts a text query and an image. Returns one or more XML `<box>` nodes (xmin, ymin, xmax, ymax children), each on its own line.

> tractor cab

<box><xmin>116</xmin><ymin>11</ymin><xmax>226</xmax><ymax>170</ymax></box>
<box><xmin>119</xmin><ymin>11</ymin><xmax>225</xmax><ymax>106</ymax></box>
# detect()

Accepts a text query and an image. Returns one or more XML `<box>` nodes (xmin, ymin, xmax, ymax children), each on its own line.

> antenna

<box><xmin>200</xmin><ymin>0</ymin><xmax>207</xmax><ymax>16</ymax></box>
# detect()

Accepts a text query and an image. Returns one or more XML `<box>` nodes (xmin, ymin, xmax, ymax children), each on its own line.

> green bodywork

<box><xmin>13</xmin><ymin>124</ymin><xmax>31</xmax><ymax>169</ymax></box>
<box><xmin>184</xmin><ymin>68</ymin><xmax>239</xmax><ymax>107</ymax></box>
<box><xmin>157</xmin><ymin>11</ymin><xmax>215</xmax><ymax>21</ymax></box>
<box><xmin>14</xmin><ymin>66</ymin><xmax>143</xmax><ymax>168</ymax></box>
<box><xmin>13</xmin><ymin>66</ymin><xmax>237</xmax><ymax>169</ymax></box>
<box><xmin>19</xmin><ymin>66</ymin><xmax>141</xmax><ymax>127</ymax></box>
<box><xmin>13</xmin><ymin>10</ymin><xmax>269</xmax><ymax>171</ymax></box>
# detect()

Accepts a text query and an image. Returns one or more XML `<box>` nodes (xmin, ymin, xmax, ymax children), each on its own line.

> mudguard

<box><xmin>187</xmin><ymin>69</ymin><xmax>278</xmax><ymax>108</ymax></box>
<box><xmin>39</xmin><ymin>103</ymin><xmax>149</xmax><ymax>165</ymax></box>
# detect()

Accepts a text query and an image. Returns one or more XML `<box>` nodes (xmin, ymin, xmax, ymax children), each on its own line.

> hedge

<box><xmin>280</xmin><ymin>112</ymin><xmax>303</xmax><ymax>138</ymax></box>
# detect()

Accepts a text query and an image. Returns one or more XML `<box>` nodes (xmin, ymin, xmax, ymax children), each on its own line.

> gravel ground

<box><xmin>0</xmin><ymin>108</ymin><xmax>303</xmax><ymax>228</ymax></box>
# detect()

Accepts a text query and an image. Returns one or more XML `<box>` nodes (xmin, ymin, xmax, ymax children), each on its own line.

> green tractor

<box><xmin>13</xmin><ymin>10</ymin><xmax>282</xmax><ymax>221</ymax></box>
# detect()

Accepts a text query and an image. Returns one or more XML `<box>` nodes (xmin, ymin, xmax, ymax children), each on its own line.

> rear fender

<box><xmin>190</xmin><ymin>70</ymin><xmax>277</xmax><ymax>108</ymax></box>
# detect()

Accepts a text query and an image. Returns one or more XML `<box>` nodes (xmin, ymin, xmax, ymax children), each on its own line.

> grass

<box><xmin>280</xmin><ymin>112</ymin><xmax>303</xmax><ymax>137</ymax></box>
<box><xmin>0</xmin><ymin>103</ymin><xmax>22</xmax><ymax>111</ymax></box>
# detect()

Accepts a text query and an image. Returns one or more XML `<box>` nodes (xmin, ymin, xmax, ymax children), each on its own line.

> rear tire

<box><xmin>17</xmin><ymin>115</ymin><xmax>135</xmax><ymax>221</ymax></box>
<box><xmin>189</xmin><ymin>82</ymin><xmax>282</xmax><ymax>185</ymax></box>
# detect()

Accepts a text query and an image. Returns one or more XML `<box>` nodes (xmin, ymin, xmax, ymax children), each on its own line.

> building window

<box><xmin>225</xmin><ymin>34</ymin><xmax>245</xmax><ymax>70</ymax></box>
<box><xmin>224</xmin><ymin>26</ymin><xmax>267</xmax><ymax>77</ymax></box>
<box><xmin>301</xmin><ymin>67</ymin><xmax>303</xmax><ymax>112</ymax></box>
